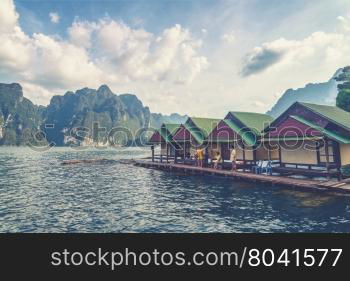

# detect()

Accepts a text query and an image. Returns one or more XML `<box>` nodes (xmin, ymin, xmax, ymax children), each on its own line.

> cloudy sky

<box><xmin>1</xmin><ymin>0</ymin><xmax>350</xmax><ymax>117</ymax></box>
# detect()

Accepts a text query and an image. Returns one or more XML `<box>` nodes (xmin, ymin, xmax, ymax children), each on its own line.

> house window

<box><xmin>318</xmin><ymin>140</ymin><xmax>336</xmax><ymax>164</ymax></box>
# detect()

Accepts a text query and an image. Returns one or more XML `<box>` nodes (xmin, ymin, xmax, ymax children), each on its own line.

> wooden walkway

<box><xmin>133</xmin><ymin>160</ymin><xmax>350</xmax><ymax>194</ymax></box>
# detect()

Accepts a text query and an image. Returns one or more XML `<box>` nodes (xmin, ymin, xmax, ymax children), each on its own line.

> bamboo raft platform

<box><xmin>61</xmin><ymin>159</ymin><xmax>117</xmax><ymax>165</ymax></box>
<box><xmin>134</xmin><ymin>160</ymin><xmax>350</xmax><ymax>194</ymax></box>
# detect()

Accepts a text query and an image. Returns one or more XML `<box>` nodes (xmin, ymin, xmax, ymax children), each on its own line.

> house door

<box><xmin>168</xmin><ymin>144</ymin><xmax>176</xmax><ymax>157</ymax></box>
<box><xmin>317</xmin><ymin>139</ymin><xmax>340</xmax><ymax>166</ymax></box>
<box><xmin>220</xmin><ymin>142</ymin><xmax>231</xmax><ymax>160</ymax></box>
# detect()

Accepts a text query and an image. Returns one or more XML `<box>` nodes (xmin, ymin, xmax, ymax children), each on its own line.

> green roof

<box><xmin>185</xmin><ymin>117</ymin><xmax>220</xmax><ymax>144</ymax></box>
<box><xmin>290</xmin><ymin>115</ymin><xmax>350</xmax><ymax>144</ymax></box>
<box><xmin>299</xmin><ymin>102</ymin><xmax>350</xmax><ymax>131</ymax></box>
<box><xmin>150</xmin><ymin>123</ymin><xmax>181</xmax><ymax>143</ymax></box>
<box><xmin>265</xmin><ymin>136</ymin><xmax>323</xmax><ymax>142</ymax></box>
<box><xmin>228</xmin><ymin>112</ymin><xmax>274</xmax><ymax>135</ymax></box>
<box><xmin>223</xmin><ymin>119</ymin><xmax>257</xmax><ymax>146</ymax></box>
<box><xmin>162</xmin><ymin>123</ymin><xmax>181</xmax><ymax>135</ymax></box>
<box><xmin>190</xmin><ymin>117</ymin><xmax>221</xmax><ymax>136</ymax></box>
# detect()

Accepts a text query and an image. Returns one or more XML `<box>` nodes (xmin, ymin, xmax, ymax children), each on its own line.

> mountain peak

<box><xmin>119</xmin><ymin>93</ymin><xmax>143</xmax><ymax>106</ymax></box>
<box><xmin>267</xmin><ymin>70</ymin><xmax>341</xmax><ymax>117</ymax></box>
<box><xmin>0</xmin><ymin>82</ymin><xmax>187</xmax><ymax>146</ymax></box>
<box><xmin>0</xmin><ymin>83</ymin><xmax>23</xmax><ymax>99</ymax></box>
<box><xmin>97</xmin><ymin>85</ymin><xmax>114</xmax><ymax>96</ymax></box>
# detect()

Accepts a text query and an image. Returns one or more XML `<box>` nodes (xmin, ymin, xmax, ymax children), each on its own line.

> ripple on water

<box><xmin>0</xmin><ymin>147</ymin><xmax>350</xmax><ymax>232</ymax></box>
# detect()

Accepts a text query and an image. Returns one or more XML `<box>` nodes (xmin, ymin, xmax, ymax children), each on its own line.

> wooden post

<box><xmin>159</xmin><ymin>143</ymin><xmax>163</xmax><ymax>163</ymax></box>
<box><xmin>324</xmin><ymin>138</ymin><xmax>330</xmax><ymax>180</ymax></box>
<box><xmin>166</xmin><ymin>144</ymin><xmax>169</xmax><ymax>163</ymax></box>
<box><xmin>335</xmin><ymin>142</ymin><xmax>342</xmax><ymax>181</ymax></box>
<box><xmin>151</xmin><ymin>145</ymin><xmax>155</xmax><ymax>162</ymax></box>
<box><xmin>204</xmin><ymin>147</ymin><xmax>208</xmax><ymax>167</ymax></box>
<box><xmin>278</xmin><ymin>144</ymin><xmax>282</xmax><ymax>167</ymax></box>
<box><xmin>253</xmin><ymin>145</ymin><xmax>257</xmax><ymax>165</ymax></box>
<box><xmin>174</xmin><ymin>146</ymin><xmax>178</xmax><ymax>164</ymax></box>
<box><xmin>183</xmin><ymin>142</ymin><xmax>186</xmax><ymax>163</ymax></box>
<box><xmin>242</xmin><ymin>142</ymin><xmax>246</xmax><ymax>172</ymax></box>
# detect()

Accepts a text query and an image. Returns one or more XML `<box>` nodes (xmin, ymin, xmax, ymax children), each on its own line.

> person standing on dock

<box><xmin>230</xmin><ymin>146</ymin><xmax>237</xmax><ymax>171</ymax></box>
<box><xmin>213</xmin><ymin>151</ymin><xmax>222</xmax><ymax>169</ymax></box>
<box><xmin>196</xmin><ymin>148</ymin><xmax>204</xmax><ymax>168</ymax></box>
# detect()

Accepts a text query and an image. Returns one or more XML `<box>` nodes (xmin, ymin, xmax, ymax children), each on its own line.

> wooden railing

<box><xmin>280</xmin><ymin>162</ymin><xmax>339</xmax><ymax>170</ymax></box>
<box><xmin>148</xmin><ymin>154</ymin><xmax>176</xmax><ymax>163</ymax></box>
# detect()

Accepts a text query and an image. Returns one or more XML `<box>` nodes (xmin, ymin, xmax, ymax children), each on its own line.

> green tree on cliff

<box><xmin>336</xmin><ymin>66</ymin><xmax>350</xmax><ymax>112</ymax></box>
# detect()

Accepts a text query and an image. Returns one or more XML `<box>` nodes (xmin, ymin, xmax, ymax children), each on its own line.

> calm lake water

<box><xmin>0</xmin><ymin>147</ymin><xmax>350</xmax><ymax>233</ymax></box>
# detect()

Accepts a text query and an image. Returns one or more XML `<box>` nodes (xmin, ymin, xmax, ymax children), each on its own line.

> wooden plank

<box><xmin>133</xmin><ymin>160</ymin><xmax>350</xmax><ymax>194</ymax></box>
<box><xmin>62</xmin><ymin>159</ymin><xmax>116</xmax><ymax>165</ymax></box>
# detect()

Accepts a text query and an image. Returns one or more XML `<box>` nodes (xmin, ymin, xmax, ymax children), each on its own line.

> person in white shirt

<box><xmin>213</xmin><ymin>151</ymin><xmax>222</xmax><ymax>169</ymax></box>
<box><xmin>230</xmin><ymin>146</ymin><xmax>237</xmax><ymax>171</ymax></box>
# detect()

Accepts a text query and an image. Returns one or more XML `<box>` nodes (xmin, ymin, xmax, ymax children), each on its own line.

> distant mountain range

<box><xmin>267</xmin><ymin>68</ymin><xmax>345</xmax><ymax>117</ymax></box>
<box><xmin>1</xmin><ymin>66</ymin><xmax>348</xmax><ymax>145</ymax></box>
<box><xmin>0</xmin><ymin>83</ymin><xmax>187</xmax><ymax>146</ymax></box>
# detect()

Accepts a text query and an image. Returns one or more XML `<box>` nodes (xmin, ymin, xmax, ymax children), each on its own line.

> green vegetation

<box><xmin>0</xmin><ymin>83</ymin><xmax>43</xmax><ymax>146</ymax></box>
<box><xmin>336</xmin><ymin>89</ymin><xmax>350</xmax><ymax>113</ymax></box>
<box><xmin>0</xmin><ymin>83</ymin><xmax>186</xmax><ymax>146</ymax></box>
<box><xmin>336</xmin><ymin>66</ymin><xmax>350</xmax><ymax>113</ymax></box>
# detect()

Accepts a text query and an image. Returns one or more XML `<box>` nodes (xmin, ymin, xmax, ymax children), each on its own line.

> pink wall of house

<box><xmin>268</xmin><ymin>117</ymin><xmax>323</xmax><ymax>138</ymax></box>
<box><xmin>208</xmin><ymin>120</ymin><xmax>236</xmax><ymax>141</ymax></box>
<box><xmin>149</xmin><ymin>131</ymin><xmax>162</xmax><ymax>143</ymax></box>
<box><xmin>173</xmin><ymin>125</ymin><xmax>191</xmax><ymax>141</ymax></box>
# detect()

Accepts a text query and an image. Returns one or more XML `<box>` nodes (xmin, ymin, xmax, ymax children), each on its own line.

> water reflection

<box><xmin>0</xmin><ymin>147</ymin><xmax>349</xmax><ymax>233</ymax></box>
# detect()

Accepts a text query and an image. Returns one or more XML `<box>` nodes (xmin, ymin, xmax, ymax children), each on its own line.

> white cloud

<box><xmin>69</xmin><ymin>20</ymin><xmax>208</xmax><ymax>84</ymax></box>
<box><xmin>2</xmin><ymin>0</ymin><xmax>350</xmax><ymax>117</ymax></box>
<box><xmin>231</xmin><ymin>30</ymin><xmax>350</xmax><ymax>114</ymax></box>
<box><xmin>0</xmin><ymin>0</ymin><xmax>19</xmax><ymax>33</ymax></box>
<box><xmin>21</xmin><ymin>82</ymin><xmax>56</xmax><ymax>105</ymax></box>
<box><xmin>49</xmin><ymin>12</ymin><xmax>60</xmax><ymax>24</ymax></box>
<box><xmin>0</xmin><ymin>8</ymin><xmax>102</xmax><ymax>90</ymax></box>
<box><xmin>221</xmin><ymin>31</ymin><xmax>235</xmax><ymax>44</ymax></box>
<box><xmin>145</xmin><ymin>24</ymin><xmax>208</xmax><ymax>84</ymax></box>
<box><xmin>31</xmin><ymin>33</ymin><xmax>103</xmax><ymax>88</ymax></box>
<box><xmin>252</xmin><ymin>101</ymin><xmax>266</xmax><ymax>108</ymax></box>
<box><xmin>0</xmin><ymin>0</ymin><xmax>208</xmax><ymax>105</ymax></box>
<box><xmin>68</xmin><ymin>21</ymin><xmax>97</xmax><ymax>48</ymax></box>
<box><xmin>0</xmin><ymin>27</ymin><xmax>33</xmax><ymax>73</ymax></box>
<box><xmin>241</xmin><ymin>31</ymin><xmax>350</xmax><ymax>76</ymax></box>
<box><xmin>337</xmin><ymin>15</ymin><xmax>350</xmax><ymax>32</ymax></box>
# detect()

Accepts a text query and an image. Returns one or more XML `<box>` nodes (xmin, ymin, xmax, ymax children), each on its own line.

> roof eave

<box><xmin>298</xmin><ymin>102</ymin><xmax>350</xmax><ymax>132</ymax></box>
